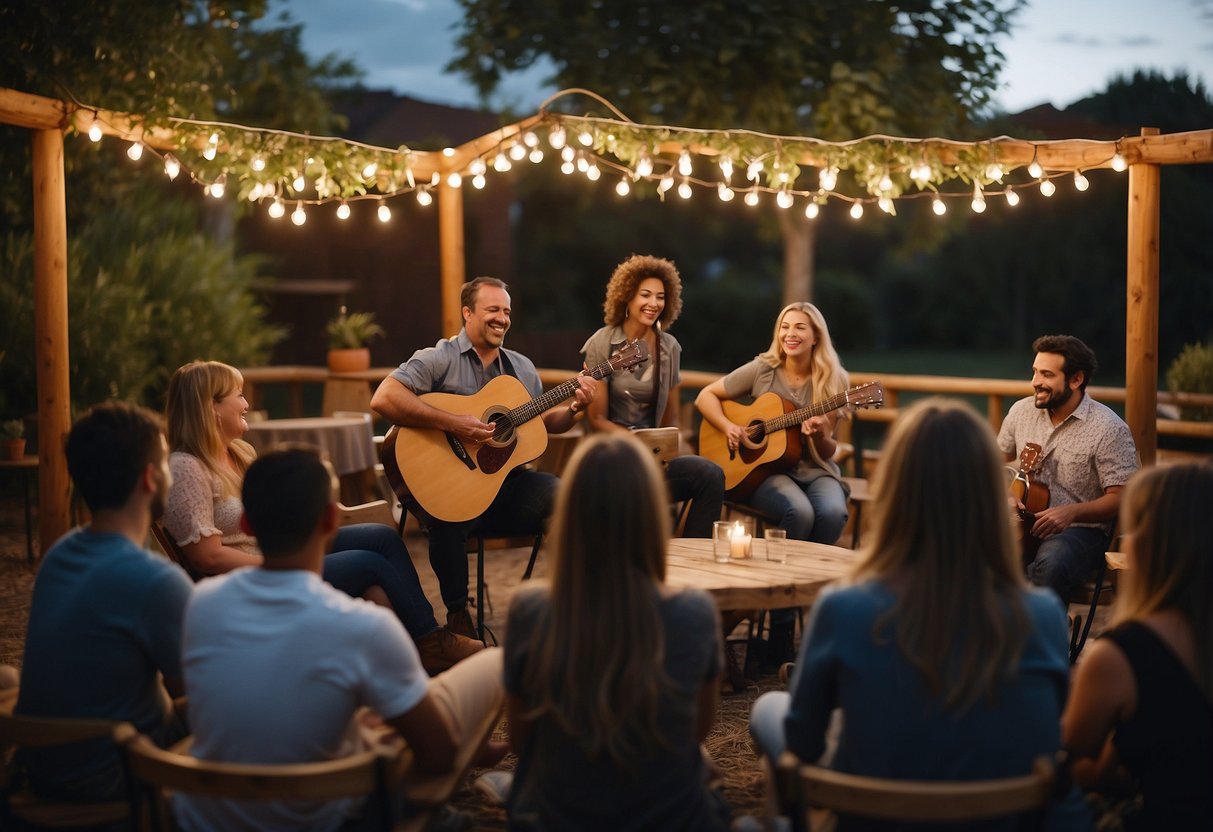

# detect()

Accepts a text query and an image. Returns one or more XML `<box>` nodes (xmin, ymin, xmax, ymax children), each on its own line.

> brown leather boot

<box><xmin>446</xmin><ymin>605</ymin><xmax>478</xmax><ymax>639</ymax></box>
<box><xmin>416</xmin><ymin>627</ymin><xmax>484</xmax><ymax>676</ymax></box>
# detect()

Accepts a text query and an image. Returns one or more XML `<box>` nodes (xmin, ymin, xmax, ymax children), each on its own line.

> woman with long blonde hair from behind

<box><xmin>1063</xmin><ymin>463</ymin><xmax>1213</xmax><ymax>829</ymax></box>
<box><xmin>500</xmin><ymin>433</ymin><xmax>729</xmax><ymax>830</ymax></box>
<box><xmin>749</xmin><ymin>398</ymin><xmax>1088</xmax><ymax>829</ymax></box>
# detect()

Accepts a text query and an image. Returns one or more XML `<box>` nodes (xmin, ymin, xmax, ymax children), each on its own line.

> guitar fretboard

<box><xmin>494</xmin><ymin>356</ymin><xmax>623</xmax><ymax>436</ymax></box>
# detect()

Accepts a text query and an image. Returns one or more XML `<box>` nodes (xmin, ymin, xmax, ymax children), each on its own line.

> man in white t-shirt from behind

<box><xmin>176</xmin><ymin>447</ymin><xmax>505</xmax><ymax>831</ymax></box>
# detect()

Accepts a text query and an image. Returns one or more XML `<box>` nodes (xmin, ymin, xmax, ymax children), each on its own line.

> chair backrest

<box><xmin>630</xmin><ymin>427</ymin><xmax>680</xmax><ymax>465</ymax></box>
<box><xmin>149</xmin><ymin>524</ymin><xmax>203</xmax><ymax>582</ymax></box>
<box><xmin>773</xmin><ymin>752</ymin><xmax>1056</xmax><ymax>832</ymax></box>
<box><xmin>117</xmin><ymin>725</ymin><xmax>396</xmax><ymax>831</ymax></box>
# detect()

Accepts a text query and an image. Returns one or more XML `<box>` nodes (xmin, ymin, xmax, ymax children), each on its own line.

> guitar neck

<box><xmin>502</xmin><ymin>358</ymin><xmax>617</xmax><ymax>427</ymax></box>
<box><xmin>752</xmin><ymin>389</ymin><xmax>851</xmax><ymax>439</ymax></box>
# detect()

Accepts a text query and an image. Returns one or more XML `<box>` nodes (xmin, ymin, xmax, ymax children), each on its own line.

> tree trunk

<box><xmin>779</xmin><ymin>209</ymin><xmax>816</xmax><ymax>304</ymax></box>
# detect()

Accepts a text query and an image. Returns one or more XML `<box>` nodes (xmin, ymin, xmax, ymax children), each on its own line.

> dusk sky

<box><xmin>276</xmin><ymin>0</ymin><xmax>1213</xmax><ymax>117</ymax></box>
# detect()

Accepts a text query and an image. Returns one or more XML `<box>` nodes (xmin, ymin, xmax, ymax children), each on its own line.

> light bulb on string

<box><xmin>1073</xmin><ymin>170</ymin><xmax>1089</xmax><ymax>191</ymax></box>
<box><xmin>362</xmin><ymin>162</ymin><xmax>378</xmax><ymax>180</ymax></box>
<box><xmin>203</xmin><ymin>133</ymin><xmax>218</xmax><ymax>161</ymax></box>
<box><xmin>163</xmin><ymin>155</ymin><xmax>180</xmax><ymax>180</ymax></box>
<box><xmin>528</xmin><ymin>148</ymin><xmax>544</xmax><ymax>164</ymax></box>
<box><xmin>560</xmin><ymin>160</ymin><xmax>575</xmax><ymax>175</ymax></box>
<box><xmin>416</xmin><ymin>189</ymin><xmax>433</xmax><ymax>207</ymax></box>
<box><xmin>932</xmin><ymin>197</ymin><xmax>946</xmax><ymax>215</ymax></box>
<box><xmin>442</xmin><ymin>147</ymin><xmax>455</xmax><ymax>158</ymax></box>
<box><xmin>377</xmin><ymin>203</ymin><xmax>391</xmax><ymax>223</ymax></box>
<box><xmin>615</xmin><ymin>177</ymin><xmax>631</xmax><ymax>197</ymax></box>
<box><xmin>1040</xmin><ymin>178</ymin><xmax>1056</xmax><ymax>197</ymax></box>
<box><xmin>1005</xmin><ymin>187</ymin><xmax>1020</xmax><ymax>207</ymax></box>
<box><xmin>88</xmin><ymin>119</ymin><xmax>103</xmax><ymax>142</ymax></box>
<box><xmin>718</xmin><ymin>183</ymin><xmax>734</xmax><ymax>202</ymax></box>
<box><xmin>494</xmin><ymin>152</ymin><xmax>512</xmax><ymax>172</ymax></box>
<box><xmin>878</xmin><ymin>173</ymin><xmax>893</xmax><ymax>192</ymax></box>
<box><xmin>292</xmin><ymin>172</ymin><xmax>306</xmax><ymax>192</ymax></box>
<box><xmin>985</xmin><ymin>164</ymin><xmax>1004</xmax><ymax>182</ymax></box>
<box><xmin>677</xmin><ymin>179</ymin><xmax>692</xmax><ymax>199</ymax></box>
<box><xmin>248</xmin><ymin>183</ymin><xmax>264</xmax><ymax>201</ymax></box>
<box><xmin>910</xmin><ymin>161</ymin><xmax>930</xmax><ymax>184</ymax></box>
<box><xmin>469</xmin><ymin>158</ymin><xmax>487</xmax><ymax>177</ymax></box>
<box><xmin>635</xmin><ymin>155</ymin><xmax>653</xmax><ymax>178</ymax></box>
<box><xmin>577</xmin><ymin>129</ymin><xmax>593</xmax><ymax>147</ymax></box>
<box><xmin>805</xmin><ymin>202</ymin><xmax>819</xmax><ymax>220</ymax></box>
<box><xmin>678</xmin><ymin>150</ymin><xmax>693</xmax><ymax>176</ymax></box>
<box><xmin>586</xmin><ymin>163</ymin><xmax>601</xmax><ymax>182</ymax></box>
<box><xmin>819</xmin><ymin>167</ymin><xmax>838</xmax><ymax>192</ymax></box>
<box><xmin>746</xmin><ymin>159</ymin><xmax>763</xmax><ymax>182</ymax></box>
<box><xmin>126</xmin><ymin>141</ymin><xmax>144</xmax><ymax>161</ymax></box>
<box><xmin>209</xmin><ymin>174</ymin><xmax>226</xmax><ymax>199</ymax></box>
<box><xmin>561</xmin><ymin>145</ymin><xmax>576</xmax><ymax>163</ymax></box>
<box><xmin>1027</xmin><ymin>151</ymin><xmax>1042</xmax><ymax>180</ymax></box>
<box><xmin>291</xmin><ymin>202</ymin><xmax>306</xmax><ymax>226</ymax></box>
<box><xmin>523</xmin><ymin>131</ymin><xmax>539</xmax><ymax>147</ymax></box>
<box><xmin>251</xmin><ymin>154</ymin><xmax>266</xmax><ymax>172</ymax></box>
<box><xmin>268</xmin><ymin>198</ymin><xmax>285</xmax><ymax>219</ymax></box>
<box><xmin>878</xmin><ymin>196</ymin><xmax>894</xmax><ymax>214</ymax></box>
<box><xmin>446</xmin><ymin>172</ymin><xmax>462</xmax><ymax>188</ymax></box>
<box><xmin>508</xmin><ymin>143</ymin><xmax>526</xmax><ymax>162</ymax></box>
<box><xmin>548</xmin><ymin>126</ymin><xmax>567</xmax><ymax>149</ymax></box>
<box><xmin>336</xmin><ymin>201</ymin><xmax>351</xmax><ymax>220</ymax></box>
<box><xmin>1111</xmin><ymin>151</ymin><xmax>1127</xmax><ymax>172</ymax></box>
<box><xmin>776</xmin><ymin>190</ymin><xmax>794</xmax><ymax>209</ymax></box>
<box><xmin>719</xmin><ymin>157</ymin><xmax>734</xmax><ymax>181</ymax></box>
<box><xmin>849</xmin><ymin>202</ymin><xmax>864</xmax><ymax>220</ymax></box>
<box><xmin>472</xmin><ymin>174</ymin><xmax>486</xmax><ymax>189</ymax></box>
<box><xmin>658</xmin><ymin>174</ymin><xmax>674</xmax><ymax>194</ymax></box>
<box><xmin>575</xmin><ymin>154</ymin><xmax>589</xmax><ymax>173</ymax></box>
<box><xmin>744</xmin><ymin>190</ymin><xmax>760</xmax><ymax>207</ymax></box>
<box><xmin>971</xmin><ymin>185</ymin><xmax>986</xmax><ymax>213</ymax></box>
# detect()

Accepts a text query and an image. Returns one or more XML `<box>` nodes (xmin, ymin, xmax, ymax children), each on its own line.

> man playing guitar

<box><xmin>997</xmin><ymin>335</ymin><xmax>1138</xmax><ymax>602</ymax></box>
<box><xmin>371</xmin><ymin>277</ymin><xmax>594</xmax><ymax>638</ymax></box>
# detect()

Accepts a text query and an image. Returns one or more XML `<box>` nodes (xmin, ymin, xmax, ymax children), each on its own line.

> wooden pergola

<box><xmin>2</xmin><ymin>85</ymin><xmax>1211</xmax><ymax>550</ymax></box>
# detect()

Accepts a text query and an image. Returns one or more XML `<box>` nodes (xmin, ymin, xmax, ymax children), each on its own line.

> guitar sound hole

<box><xmin>487</xmin><ymin>412</ymin><xmax>513</xmax><ymax>445</ymax></box>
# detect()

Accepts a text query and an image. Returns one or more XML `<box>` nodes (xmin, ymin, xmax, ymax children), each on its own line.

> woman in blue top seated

<box><xmin>750</xmin><ymin>398</ymin><xmax>1089</xmax><ymax>830</ymax></box>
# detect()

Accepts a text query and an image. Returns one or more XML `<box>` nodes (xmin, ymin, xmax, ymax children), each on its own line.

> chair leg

<box><xmin>475</xmin><ymin>538</ymin><xmax>487</xmax><ymax>645</ymax></box>
<box><xmin>522</xmin><ymin>534</ymin><xmax>543</xmax><ymax>580</ymax></box>
<box><xmin>1069</xmin><ymin>558</ymin><xmax>1107</xmax><ymax>664</ymax></box>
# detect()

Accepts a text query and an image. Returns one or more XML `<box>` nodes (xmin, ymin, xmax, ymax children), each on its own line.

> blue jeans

<box><xmin>323</xmin><ymin>524</ymin><xmax>438</xmax><ymax>639</ymax></box>
<box><xmin>415</xmin><ymin>469</ymin><xmax>557</xmax><ymax>612</ymax></box>
<box><xmin>666</xmin><ymin>455</ymin><xmax>725</xmax><ymax>538</ymax></box>
<box><xmin>1027</xmin><ymin>525</ymin><xmax>1107</xmax><ymax>603</ymax></box>
<box><xmin>750</xmin><ymin>474</ymin><xmax>849</xmax><ymax>544</ymax></box>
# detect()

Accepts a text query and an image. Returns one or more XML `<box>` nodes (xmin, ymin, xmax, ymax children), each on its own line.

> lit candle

<box><xmin>729</xmin><ymin>522</ymin><xmax>752</xmax><ymax>558</ymax></box>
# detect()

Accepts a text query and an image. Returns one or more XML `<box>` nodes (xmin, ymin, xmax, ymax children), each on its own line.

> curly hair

<box><xmin>602</xmin><ymin>255</ymin><xmax>683</xmax><ymax>329</ymax></box>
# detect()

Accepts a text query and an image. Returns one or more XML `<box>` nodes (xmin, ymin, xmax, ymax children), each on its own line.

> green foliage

<box><xmin>1</xmin><ymin>419</ymin><xmax>23</xmax><ymax>440</ymax></box>
<box><xmin>450</xmin><ymin>0</ymin><xmax>1021</xmax><ymax>138</ymax></box>
<box><xmin>0</xmin><ymin>182</ymin><xmax>283</xmax><ymax>416</ymax></box>
<box><xmin>1166</xmin><ymin>343</ymin><xmax>1213</xmax><ymax>421</ymax></box>
<box><xmin>326</xmin><ymin>309</ymin><xmax>385</xmax><ymax>350</ymax></box>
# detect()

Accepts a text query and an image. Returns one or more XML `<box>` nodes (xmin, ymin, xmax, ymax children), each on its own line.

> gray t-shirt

<box><xmin>503</xmin><ymin>582</ymin><xmax>728</xmax><ymax>831</ymax></box>
<box><xmin>581</xmin><ymin>325</ymin><xmax>681</xmax><ymax>429</ymax></box>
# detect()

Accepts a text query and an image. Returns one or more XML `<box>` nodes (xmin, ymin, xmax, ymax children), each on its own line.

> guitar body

<box><xmin>383</xmin><ymin>375</ymin><xmax>549</xmax><ymax>523</ymax></box>
<box><xmin>698</xmin><ymin>392</ymin><xmax>802</xmax><ymax>500</ymax></box>
<box><xmin>1009</xmin><ymin>443</ymin><xmax>1051</xmax><ymax>567</ymax></box>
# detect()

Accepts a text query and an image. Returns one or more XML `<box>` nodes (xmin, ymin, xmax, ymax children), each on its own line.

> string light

<box><xmin>677</xmin><ymin>179</ymin><xmax>692</xmax><ymax>199</ymax></box>
<box><xmin>1027</xmin><ymin>147</ymin><xmax>1042</xmax><ymax>179</ymax></box>
<box><xmin>744</xmin><ymin>190</ymin><xmax>760</xmax><ymax>207</ymax></box>
<box><xmin>508</xmin><ymin>143</ymin><xmax>527</xmax><ymax>162</ymax></box>
<box><xmin>126</xmin><ymin>141</ymin><xmax>144</xmax><ymax>161</ymax></box>
<box><xmin>87</xmin><ymin>118</ymin><xmax>103</xmax><ymax>142</ymax></box>
<box><xmin>416</xmin><ymin>189</ymin><xmax>433</xmax><ymax>206</ymax></box>
<box><xmin>878</xmin><ymin>173</ymin><xmax>893</xmax><ymax>192</ymax></box>
<box><xmin>932</xmin><ymin>196</ymin><xmax>946</xmax><ymax>215</ymax></box>
<box><xmin>247</xmin><ymin>183</ymin><xmax>264</xmax><ymax>201</ymax></box>
<box><xmin>585</xmin><ymin>163</ymin><xmax>601</xmax><ymax>182</ymax></box>
<box><xmin>878</xmin><ymin>196</ymin><xmax>894</xmax><ymax>214</ymax></box>
<box><xmin>577</xmin><ymin>129</ymin><xmax>594</xmax><ymax>147</ymax></box>
<box><xmin>805</xmin><ymin>202</ymin><xmax>819</xmax><ymax>219</ymax></box>
<box><xmin>776</xmin><ymin>190</ymin><xmax>794</xmax><ymax>209</ymax></box>
<box><xmin>209</xmin><ymin>174</ymin><xmax>226</xmax><ymax>199</ymax></box>
<box><xmin>985</xmin><ymin>164</ymin><xmax>1004</xmax><ymax>182</ymax></box>
<box><xmin>493</xmin><ymin>152</ymin><xmax>512</xmax><ymax>172</ymax></box>
<box><xmin>472</xmin><ymin>173</ymin><xmax>487</xmax><ymax>189</ymax></box>
<box><xmin>719</xmin><ymin>157</ymin><xmax>734</xmax><ymax>181</ymax></box>
<box><xmin>575</xmin><ymin>154</ymin><xmax>589</xmax><ymax>173</ymax></box>
<box><xmin>251</xmin><ymin>154</ymin><xmax>266</xmax><ymax>172</ymax></box>
<box><xmin>268</xmin><ymin>197</ymin><xmax>285</xmax><ymax>219</ymax></box>
<box><xmin>658</xmin><ymin>174</ymin><xmax>674</xmax><ymax>194</ymax></box>
<box><xmin>548</xmin><ymin>126</ymin><xmax>567</xmax><ymax>149</ymax></box>
<box><xmin>1040</xmin><ymin>178</ymin><xmax>1056</xmax><ymax>197</ymax></box>
<box><xmin>909</xmin><ymin>161</ymin><xmax>930</xmax><ymax>184</ymax></box>
<box><xmin>163</xmin><ymin>155</ymin><xmax>180</xmax><ymax>180</ymax></box>
<box><xmin>376</xmin><ymin>203</ymin><xmax>391</xmax><ymax>223</ymax></box>
<box><xmin>971</xmin><ymin>184</ymin><xmax>986</xmax><ymax>213</ymax></box>
<box><xmin>528</xmin><ymin>148</ymin><xmax>544</xmax><ymax>164</ymax></box>
<box><xmin>1005</xmin><ymin>187</ymin><xmax>1020</xmax><ymax>207</ymax></box>
<box><xmin>560</xmin><ymin>159</ymin><xmax>575</xmax><ymax>175</ymax></box>
<box><xmin>1111</xmin><ymin>149</ymin><xmax>1127</xmax><ymax>172</ymax></box>
<box><xmin>291</xmin><ymin>202</ymin><xmax>306</xmax><ymax>225</ymax></box>
<box><xmin>523</xmin><ymin>131</ymin><xmax>539</xmax><ymax>147</ymax></box>
<box><xmin>635</xmin><ymin>154</ymin><xmax>653</xmax><ymax>178</ymax></box>
<box><xmin>442</xmin><ymin>147</ymin><xmax>455</xmax><ymax>157</ymax></box>
<box><xmin>361</xmin><ymin>162</ymin><xmax>378</xmax><ymax>180</ymax></box>
<box><xmin>746</xmin><ymin>159</ymin><xmax>763</xmax><ymax>182</ymax></box>
<box><xmin>615</xmin><ymin>177</ymin><xmax>631</xmax><ymax>197</ymax></box>
<box><xmin>292</xmin><ymin>171</ymin><xmax>306</xmax><ymax>192</ymax></box>
<box><xmin>1073</xmin><ymin>170</ymin><xmax>1089</xmax><ymax>191</ymax></box>
<box><xmin>446</xmin><ymin>172</ymin><xmax>462</xmax><ymax>188</ymax></box>
<box><xmin>561</xmin><ymin>146</ymin><xmax>576</xmax><ymax>163</ymax></box>
<box><xmin>336</xmin><ymin>200</ymin><xmax>351</xmax><ymax>220</ymax></box>
<box><xmin>469</xmin><ymin>158</ymin><xmax>487</xmax><ymax>177</ymax></box>
<box><xmin>678</xmin><ymin>150</ymin><xmax>693</xmax><ymax>176</ymax></box>
<box><xmin>849</xmin><ymin>202</ymin><xmax>863</xmax><ymax>220</ymax></box>
<box><xmin>717</xmin><ymin>183</ymin><xmax>735</xmax><ymax>202</ymax></box>
<box><xmin>819</xmin><ymin>168</ymin><xmax>838</xmax><ymax>192</ymax></box>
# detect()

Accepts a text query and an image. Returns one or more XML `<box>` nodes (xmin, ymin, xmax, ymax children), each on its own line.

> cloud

<box><xmin>1053</xmin><ymin>32</ymin><xmax>1105</xmax><ymax>48</ymax></box>
<box><xmin>1117</xmin><ymin>35</ymin><xmax>1159</xmax><ymax>47</ymax></box>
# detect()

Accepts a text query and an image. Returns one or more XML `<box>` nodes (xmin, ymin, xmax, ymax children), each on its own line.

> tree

<box><xmin>449</xmin><ymin>0</ymin><xmax>1023</xmax><ymax>300</ymax></box>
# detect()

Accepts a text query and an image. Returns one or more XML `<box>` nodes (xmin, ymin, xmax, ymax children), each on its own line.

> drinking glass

<box><xmin>764</xmin><ymin>528</ymin><xmax>788</xmax><ymax>563</ymax></box>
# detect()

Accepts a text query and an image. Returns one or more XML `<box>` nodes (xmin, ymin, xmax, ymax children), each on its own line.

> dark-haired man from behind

<box><xmin>997</xmin><ymin>335</ymin><xmax>1139</xmax><ymax>601</ymax></box>
<box><xmin>176</xmin><ymin>448</ymin><xmax>505</xmax><ymax>831</ymax></box>
<box><xmin>16</xmin><ymin>402</ymin><xmax>192</xmax><ymax>801</ymax></box>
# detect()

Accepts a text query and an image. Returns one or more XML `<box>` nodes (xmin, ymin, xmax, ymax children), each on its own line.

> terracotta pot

<box><xmin>3</xmin><ymin>439</ymin><xmax>25</xmax><ymax>461</ymax></box>
<box><xmin>327</xmin><ymin>348</ymin><xmax>371</xmax><ymax>373</ymax></box>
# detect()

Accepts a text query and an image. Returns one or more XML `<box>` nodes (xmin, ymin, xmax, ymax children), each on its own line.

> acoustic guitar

<box><xmin>698</xmin><ymin>381</ymin><xmax>885</xmax><ymax>500</ymax></box>
<box><xmin>381</xmin><ymin>341</ymin><xmax>646</xmax><ymax>522</ymax></box>
<box><xmin>1009</xmin><ymin>442</ymin><xmax>1050</xmax><ymax>565</ymax></box>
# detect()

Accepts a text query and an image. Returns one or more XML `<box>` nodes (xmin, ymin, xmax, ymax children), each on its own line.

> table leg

<box><xmin>22</xmin><ymin>467</ymin><xmax>33</xmax><ymax>563</ymax></box>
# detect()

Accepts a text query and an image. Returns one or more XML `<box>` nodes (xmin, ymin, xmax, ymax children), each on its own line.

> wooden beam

<box><xmin>438</xmin><ymin>177</ymin><xmax>465</xmax><ymax>338</ymax></box>
<box><xmin>32</xmin><ymin>128</ymin><xmax>73</xmax><ymax>551</ymax></box>
<box><xmin>1125</xmin><ymin>128</ymin><xmax>1162</xmax><ymax>466</ymax></box>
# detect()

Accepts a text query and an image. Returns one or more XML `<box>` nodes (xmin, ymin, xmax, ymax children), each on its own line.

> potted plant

<box><xmin>326</xmin><ymin>306</ymin><xmax>385</xmax><ymax>373</ymax></box>
<box><xmin>2</xmin><ymin>418</ymin><xmax>25</xmax><ymax>461</ymax></box>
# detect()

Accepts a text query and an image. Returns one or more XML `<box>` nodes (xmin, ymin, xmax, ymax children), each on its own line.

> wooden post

<box><xmin>438</xmin><ymin>177</ymin><xmax>465</xmax><ymax>337</ymax></box>
<box><xmin>32</xmin><ymin>128</ymin><xmax>73</xmax><ymax>550</ymax></box>
<box><xmin>1125</xmin><ymin>127</ymin><xmax>1161</xmax><ymax>466</ymax></box>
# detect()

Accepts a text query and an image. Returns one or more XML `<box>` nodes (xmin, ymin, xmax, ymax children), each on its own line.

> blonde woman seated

<box><xmin>749</xmin><ymin>399</ymin><xmax>1089</xmax><ymax>830</ymax></box>
<box><xmin>1063</xmin><ymin>462</ymin><xmax>1213</xmax><ymax>830</ymax></box>
<box><xmin>161</xmin><ymin>360</ymin><xmax>479</xmax><ymax>674</ymax></box>
<box><xmin>502</xmin><ymin>434</ymin><xmax>730</xmax><ymax>830</ymax></box>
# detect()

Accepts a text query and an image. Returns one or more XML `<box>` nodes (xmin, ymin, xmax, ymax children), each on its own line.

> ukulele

<box><xmin>1009</xmin><ymin>442</ymin><xmax>1050</xmax><ymax>565</ymax></box>
<box><xmin>698</xmin><ymin>382</ymin><xmax>884</xmax><ymax>500</ymax></box>
<box><xmin>381</xmin><ymin>341</ymin><xmax>646</xmax><ymax>522</ymax></box>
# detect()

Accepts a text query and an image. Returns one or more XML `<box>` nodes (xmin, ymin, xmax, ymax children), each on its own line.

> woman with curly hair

<box><xmin>580</xmin><ymin>254</ymin><xmax>724</xmax><ymax>537</ymax></box>
<box><xmin>161</xmin><ymin>360</ymin><xmax>481</xmax><ymax>674</ymax></box>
